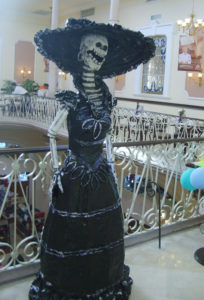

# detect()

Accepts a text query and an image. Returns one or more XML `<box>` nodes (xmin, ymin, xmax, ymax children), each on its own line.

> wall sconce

<box><xmin>58</xmin><ymin>70</ymin><xmax>67</xmax><ymax>80</ymax></box>
<box><xmin>187</xmin><ymin>72</ymin><xmax>203</xmax><ymax>86</ymax></box>
<box><xmin>198</xmin><ymin>72</ymin><xmax>203</xmax><ymax>86</ymax></box>
<box><xmin>20</xmin><ymin>67</ymin><xmax>32</xmax><ymax>78</ymax></box>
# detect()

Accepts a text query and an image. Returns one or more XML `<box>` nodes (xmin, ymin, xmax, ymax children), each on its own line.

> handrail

<box><xmin>112</xmin><ymin>136</ymin><xmax>204</xmax><ymax>147</ymax></box>
<box><xmin>1</xmin><ymin>136</ymin><xmax>204</xmax><ymax>155</ymax></box>
<box><xmin>0</xmin><ymin>145</ymin><xmax>68</xmax><ymax>155</ymax></box>
<box><xmin>118</xmin><ymin>96</ymin><xmax>204</xmax><ymax>114</ymax></box>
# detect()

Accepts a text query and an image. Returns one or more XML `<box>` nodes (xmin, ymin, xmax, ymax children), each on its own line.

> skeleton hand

<box><xmin>52</xmin><ymin>168</ymin><xmax>63</xmax><ymax>193</ymax></box>
<box><xmin>101</xmin><ymin>112</ymin><xmax>111</xmax><ymax>125</ymax></box>
<box><xmin>82</xmin><ymin>112</ymin><xmax>111</xmax><ymax>139</ymax></box>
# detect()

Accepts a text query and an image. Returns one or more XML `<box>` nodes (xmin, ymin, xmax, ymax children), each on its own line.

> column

<box><xmin>48</xmin><ymin>0</ymin><xmax>59</xmax><ymax>98</ymax></box>
<box><xmin>105</xmin><ymin>0</ymin><xmax>120</xmax><ymax>95</ymax></box>
<box><xmin>109</xmin><ymin>0</ymin><xmax>120</xmax><ymax>25</ymax></box>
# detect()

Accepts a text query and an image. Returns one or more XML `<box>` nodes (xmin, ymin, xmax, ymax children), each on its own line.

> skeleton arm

<box><xmin>48</xmin><ymin>108</ymin><xmax>68</xmax><ymax>170</ymax></box>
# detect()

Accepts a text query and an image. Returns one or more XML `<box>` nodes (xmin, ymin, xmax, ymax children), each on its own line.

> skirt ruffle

<box><xmin>29</xmin><ymin>264</ymin><xmax>133</xmax><ymax>300</ymax></box>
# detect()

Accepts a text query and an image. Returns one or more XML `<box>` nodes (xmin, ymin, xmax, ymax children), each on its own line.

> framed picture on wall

<box><xmin>178</xmin><ymin>35</ymin><xmax>204</xmax><ymax>72</ymax></box>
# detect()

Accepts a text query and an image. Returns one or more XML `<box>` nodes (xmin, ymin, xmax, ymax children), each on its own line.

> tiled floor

<box><xmin>0</xmin><ymin>226</ymin><xmax>204</xmax><ymax>300</ymax></box>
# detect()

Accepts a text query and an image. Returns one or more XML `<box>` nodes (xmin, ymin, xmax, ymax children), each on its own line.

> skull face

<box><xmin>79</xmin><ymin>34</ymin><xmax>108</xmax><ymax>71</ymax></box>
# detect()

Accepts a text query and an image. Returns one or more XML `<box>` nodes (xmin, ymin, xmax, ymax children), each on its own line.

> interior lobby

<box><xmin>0</xmin><ymin>0</ymin><xmax>204</xmax><ymax>299</ymax></box>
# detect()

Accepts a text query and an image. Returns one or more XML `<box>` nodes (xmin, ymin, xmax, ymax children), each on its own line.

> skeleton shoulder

<box><xmin>55</xmin><ymin>90</ymin><xmax>79</xmax><ymax>111</ymax></box>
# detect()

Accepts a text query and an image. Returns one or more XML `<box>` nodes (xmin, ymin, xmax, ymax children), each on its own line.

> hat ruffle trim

<box><xmin>34</xmin><ymin>18</ymin><xmax>156</xmax><ymax>78</ymax></box>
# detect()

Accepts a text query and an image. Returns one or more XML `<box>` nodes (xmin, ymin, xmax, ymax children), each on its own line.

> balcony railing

<box><xmin>0</xmin><ymin>94</ymin><xmax>60</xmax><ymax>129</ymax></box>
<box><xmin>1</xmin><ymin>95</ymin><xmax>204</xmax><ymax>142</ymax></box>
<box><xmin>0</xmin><ymin>95</ymin><xmax>204</xmax><ymax>282</ymax></box>
<box><xmin>112</xmin><ymin>107</ymin><xmax>204</xmax><ymax>142</ymax></box>
<box><xmin>1</xmin><ymin>139</ymin><xmax>204</xmax><ymax>279</ymax></box>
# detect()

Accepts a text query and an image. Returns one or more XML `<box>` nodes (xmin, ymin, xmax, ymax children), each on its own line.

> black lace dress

<box><xmin>29</xmin><ymin>96</ymin><xmax>132</xmax><ymax>299</ymax></box>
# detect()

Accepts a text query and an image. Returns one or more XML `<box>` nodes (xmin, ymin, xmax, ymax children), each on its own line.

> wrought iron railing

<box><xmin>113</xmin><ymin>138</ymin><xmax>204</xmax><ymax>243</ymax></box>
<box><xmin>0</xmin><ymin>95</ymin><xmax>204</xmax><ymax>280</ymax></box>
<box><xmin>112</xmin><ymin>107</ymin><xmax>204</xmax><ymax>142</ymax></box>
<box><xmin>0</xmin><ymin>138</ymin><xmax>204</xmax><ymax>275</ymax></box>
<box><xmin>1</xmin><ymin>95</ymin><xmax>204</xmax><ymax>142</ymax></box>
<box><xmin>0</xmin><ymin>146</ymin><xmax>67</xmax><ymax>273</ymax></box>
<box><xmin>0</xmin><ymin>94</ymin><xmax>60</xmax><ymax>128</ymax></box>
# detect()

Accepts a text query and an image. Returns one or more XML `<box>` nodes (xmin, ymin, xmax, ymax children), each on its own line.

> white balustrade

<box><xmin>0</xmin><ymin>139</ymin><xmax>204</xmax><ymax>273</ymax></box>
<box><xmin>1</xmin><ymin>95</ymin><xmax>204</xmax><ymax>141</ymax></box>
<box><xmin>0</xmin><ymin>94</ymin><xmax>204</xmax><ymax>277</ymax></box>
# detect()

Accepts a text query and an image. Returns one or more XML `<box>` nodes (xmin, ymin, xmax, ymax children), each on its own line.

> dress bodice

<box><xmin>67</xmin><ymin>100</ymin><xmax>111</xmax><ymax>167</ymax></box>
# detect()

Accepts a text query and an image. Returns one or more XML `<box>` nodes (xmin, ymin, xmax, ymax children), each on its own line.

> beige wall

<box><xmin>0</xmin><ymin>0</ymin><xmax>204</xmax><ymax>118</ymax></box>
<box><xmin>116</xmin><ymin>0</ymin><xmax>204</xmax><ymax>119</ymax></box>
<box><xmin>0</xmin><ymin>14</ymin><xmax>50</xmax><ymax>88</ymax></box>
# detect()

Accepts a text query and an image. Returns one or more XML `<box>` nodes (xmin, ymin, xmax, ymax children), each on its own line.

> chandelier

<box><xmin>177</xmin><ymin>0</ymin><xmax>204</xmax><ymax>36</ymax></box>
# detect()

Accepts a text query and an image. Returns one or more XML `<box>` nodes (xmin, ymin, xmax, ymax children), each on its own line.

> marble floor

<box><xmin>0</xmin><ymin>226</ymin><xmax>204</xmax><ymax>300</ymax></box>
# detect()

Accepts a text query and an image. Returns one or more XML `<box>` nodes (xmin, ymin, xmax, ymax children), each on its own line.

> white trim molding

<box><xmin>187</xmin><ymin>96</ymin><xmax>204</xmax><ymax>101</ymax></box>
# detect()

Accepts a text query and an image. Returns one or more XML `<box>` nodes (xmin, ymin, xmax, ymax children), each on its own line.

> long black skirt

<box><xmin>29</xmin><ymin>164</ymin><xmax>132</xmax><ymax>299</ymax></box>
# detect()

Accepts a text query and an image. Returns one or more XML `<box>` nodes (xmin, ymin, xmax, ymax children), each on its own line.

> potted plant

<box><xmin>1</xmin><ymin>80</ymin><xmax>14</xmax><ymax>94</ymax></box>
<box><xmin>22</xmin><ymin>79</ymin><xmax>39</xmax><ymax>94</ymax></box>
<box><xmin>178</xmin><ymin>108</ymin><xmax>186</xmax><ymax>122</ymax></box>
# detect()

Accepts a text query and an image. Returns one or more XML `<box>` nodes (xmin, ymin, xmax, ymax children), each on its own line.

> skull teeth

<box><xmin>87</xmin><ymin>50</ymin><xmax>104</xmax><ymax>64</ymax></box>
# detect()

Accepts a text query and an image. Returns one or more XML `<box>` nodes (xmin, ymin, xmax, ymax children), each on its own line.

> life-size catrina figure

<box><xmin>29</xmin><ymin>18</ymin><xmax>155</xmax><ymax>300</ymax></box>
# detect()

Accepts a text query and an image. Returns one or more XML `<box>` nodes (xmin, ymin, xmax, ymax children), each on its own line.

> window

<box><xmin>142</xmin><ymin>36</ymin><xmax>166</xmax><ymax>94</ymax></box>
<box><xmin>134</xmin><ymin>23</ymin><xmax>173</xmax><ymax>98</ymax></box>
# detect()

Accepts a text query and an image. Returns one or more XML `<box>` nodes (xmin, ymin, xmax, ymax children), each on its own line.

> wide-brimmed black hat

<box><xmin>34</xmin><ymin>18</ymin><xmax>155</xmax><ymax>79</ymax></box>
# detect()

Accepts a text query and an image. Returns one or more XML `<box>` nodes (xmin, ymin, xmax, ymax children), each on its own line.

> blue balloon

<box><xmin>180</xmin><ymin>168</ymin><xmax>196</xmax><ymax>191</ymax></box>
<box><xmin>190</xmin><ymin>167</ymin><xmax>204</xmax><ymax>189</ymax></box>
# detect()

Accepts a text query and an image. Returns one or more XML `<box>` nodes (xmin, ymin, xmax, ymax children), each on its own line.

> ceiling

<box><xmin>0</xmin><ymin>0</ymin><xmax>107</xmax><ymax>18</ymax></box>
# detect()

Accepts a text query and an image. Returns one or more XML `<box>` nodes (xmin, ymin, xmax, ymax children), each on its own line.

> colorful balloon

<box><xmin>190</xmin><ymin>167</ymin><xmax>204</xmax><ymax>189</ymax></box>
<box><xmin>180</xmin><ymin>168</ymin><xmax>196</xmax><ymax>191</ymax></box>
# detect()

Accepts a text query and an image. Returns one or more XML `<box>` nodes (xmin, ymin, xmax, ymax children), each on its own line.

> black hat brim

<box><xmin>34</xmin><ymin>18</ymin><xmax>155</xmax><ymax>78</ymax></box>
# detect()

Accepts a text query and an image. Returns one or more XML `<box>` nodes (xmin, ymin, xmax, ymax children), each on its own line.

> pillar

<box><xmin>109</xmin><ymin>0</ymin><xmax>120</xmax><ymax>25</ymax></box>
<box><xmin>105</xmin><ymin>0</ymin><xmax>120</xmax><ymax>95</ymax></box>
<box><xmin>48</xmin><ymin>0</ymin><xmax>59</xmax><ymax>98</ymax></box>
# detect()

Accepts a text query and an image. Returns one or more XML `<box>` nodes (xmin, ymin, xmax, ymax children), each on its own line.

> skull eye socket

<box><xmin>96</xmin><ymin>42</ymin><xmax>102</xmax><ymax>48</ymax></box>
<box><xmin>96</xmin><ymin>42</ymin><xmax>108</xmax><ymax>51</ymax></box>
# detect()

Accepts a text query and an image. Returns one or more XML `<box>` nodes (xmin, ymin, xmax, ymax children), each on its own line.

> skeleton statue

<box><xmin>30</xmin><ymin>18</ymin><xmax>155</xmax><ymax>300</ymax></box>
<box><xmin>48</xmin><ymin>34</ymin><xmax>115</xmax><ymax>192</ymax></box>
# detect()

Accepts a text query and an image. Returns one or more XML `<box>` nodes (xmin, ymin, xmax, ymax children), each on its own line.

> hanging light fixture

<box><xmin>177</xmin><ymin>0</ymin><xmax>204</xmax><ymax>36</ymax></box>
